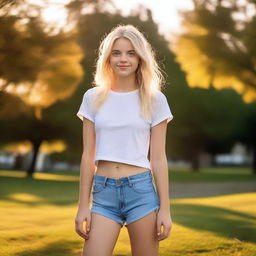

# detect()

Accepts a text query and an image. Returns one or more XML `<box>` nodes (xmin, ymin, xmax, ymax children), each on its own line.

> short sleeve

<box><xmin>150</xmin><ymin>92</ymin><xmax>174</xmax><ymax>127</ymax></box>
<box><xmin>76</xmin><ymin>90</ymin><xmax>95</xmax><ymax>122</ymax></box>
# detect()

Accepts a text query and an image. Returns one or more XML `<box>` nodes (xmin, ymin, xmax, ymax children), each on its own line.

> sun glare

<box><xmin>28</xmin><ymin>0</ymin><xmax>193</xmax><ymax>40</ymax></box>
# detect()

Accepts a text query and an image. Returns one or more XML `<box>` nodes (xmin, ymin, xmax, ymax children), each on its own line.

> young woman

<box><xmin>75</xmin><ymin>24</ymin><xmax>174</xmax><ymax>256</ymax></box>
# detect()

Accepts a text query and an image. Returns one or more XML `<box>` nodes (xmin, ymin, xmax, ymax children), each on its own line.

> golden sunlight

<box><xmin>31</xmin><ymin>0</ymin><xmax>193</xmax><ymax>40</ymax></box>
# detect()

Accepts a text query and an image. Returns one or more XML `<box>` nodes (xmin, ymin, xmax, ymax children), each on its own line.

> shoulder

<box><xmin>156</xmin><ymin>90</ymin><xmax>167</xmax><ymax>98</ymax></box>
<box><xmin>84</xmin><ymin>86</ymin><xmax>98</xmax><ymax>95</ymax></box>
<box><xmin>152</xmin><ymin>90</ymin><xmax>168</xmax><ymax>103</ymax></box>
<box><xmin>83</xmin><ymin>86</ymin><xmax>99</xmax><ymax>99</ymax></box>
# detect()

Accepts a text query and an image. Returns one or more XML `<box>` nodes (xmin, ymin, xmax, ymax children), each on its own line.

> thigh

<box><xmin>126</xmin><ymin>210</ymin><xmax>159</xmax><ymax>256</ymax></box>
<box><xmin>82</xmin><ymin>213</ymin><xmax>122</xmax><ymax>256</ymax></box>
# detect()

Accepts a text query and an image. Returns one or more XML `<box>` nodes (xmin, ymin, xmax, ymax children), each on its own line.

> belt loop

<box><xmin>127</xmin><ymin>176</ymin><xmax>133</xmax><ymax>187</ymax></box>
<box><xmin>103</xmin><ymin>177</ymin><xmax>107</xmax><ymax>188</ymax></box>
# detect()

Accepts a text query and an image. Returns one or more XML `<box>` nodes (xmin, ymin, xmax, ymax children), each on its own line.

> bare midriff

<box><xmin>95</xmin><ymin>160</ymin><xmax>150</xmax><ymax>179</ymax></box>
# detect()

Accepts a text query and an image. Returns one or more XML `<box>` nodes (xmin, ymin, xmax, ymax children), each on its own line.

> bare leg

<box><xmin>82</xmin><ymin>213</ymin><xmax>122</xmax><ymax>256</ymax></box>
<box><xmin>126</xmin><ymin>210</ymin><xmax>159</xmax><ymax>256</ymax></box>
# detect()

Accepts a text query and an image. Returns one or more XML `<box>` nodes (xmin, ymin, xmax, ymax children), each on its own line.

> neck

<box><xmin>111</xmin><ymin>75</ymin><xmax>138</xmax><ymax>91</ymax></box>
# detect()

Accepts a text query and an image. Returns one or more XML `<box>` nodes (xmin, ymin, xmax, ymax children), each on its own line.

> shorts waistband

<box><xmin>93</xmin><ymin>170</ymin><xmax>152</xmax><ymax>186</ymax></box>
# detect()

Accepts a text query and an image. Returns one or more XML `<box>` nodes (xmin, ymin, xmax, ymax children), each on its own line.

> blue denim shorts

<box><xmin>90</xmin><ymin>170</ymin><xmax>160</xmax><ymax>227</ymax></box>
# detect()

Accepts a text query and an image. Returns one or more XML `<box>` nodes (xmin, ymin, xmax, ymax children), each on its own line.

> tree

<box><xmin>171</xmin><ymin>0</ymin><xmax>256</xmax><ymax>103</ymax></box>
<box><xmin>0</xmin><ymin>2</ymin><xmax>84</xmax><ymax>177</ymax></box>
<box><xmin>168</xmin><ymin>0</ymin><xmax>256</xmax><ymax>172</ymax></box>
<box><xmin>66</xmin><ymin>1</ymin><xmax>255</xmax><ymax>172</ymax></box>
<box><xmin>0</xmin><ymin>15</ymin><xmax>84</xmax><ymax>119</ymax></box>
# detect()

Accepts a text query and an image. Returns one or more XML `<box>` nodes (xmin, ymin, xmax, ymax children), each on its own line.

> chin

<box><xmin>115</xmin><ymin>71</ymin><xmax>132</xmax><ymax>77</ymax></box>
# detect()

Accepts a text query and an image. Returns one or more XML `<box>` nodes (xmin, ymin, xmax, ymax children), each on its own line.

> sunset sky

<box><xmin>38</xmin><ymin>0</ymin><xmax>194</xmax><ymax>40</ymax></box>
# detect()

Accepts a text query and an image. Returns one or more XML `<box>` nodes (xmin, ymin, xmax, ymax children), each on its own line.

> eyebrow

<box><xmin>111</xmin><ymin>49</ymin><xmax>136</xmax><ymax>52</ymax></box>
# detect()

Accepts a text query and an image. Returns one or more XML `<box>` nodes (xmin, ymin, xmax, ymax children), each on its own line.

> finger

<box><xmin>163</xmin><ymin>226</ymin><xmax>170</xmax><ymax>239</ymax></box>
<box><xmin>167</xmin><ymin>224</ymin><xmax>172</xmax><ymax>237</ymax></box>
<box><xmin>157</xmin><ymin>225</ymin><xmax>167</xmax><ymax>241</ymax></box>
<box><xmin>77</xmin><ymin>225</ymin><xmax>90</xmax><ymax>240</ymax></box>
<box><xmin>157</xmin><ymin>224</ymin><xmax>164</xmax><ymax>240</ymax></box>
<box><xmin>77</xmin><ymin>229</ymin><xmax>89</xmax><ymax>239</ymax></box>
<box><xmin>158</xmin><ymin>233</ymin><xmax>167</xmax><ymax>241</ymax></box>
<box><xmin>86</xmin><ymin>215</ymin><xmax>91</xmax><ymax>233</ymax></box>
<box><xmin>75</xmin><ymin>221</ymin><xmax>89</xmax><ymax>239</ymax></box>
<box><xmin>156</xmin><ymin>222</ymin><xmax>162</xmax><ymax>237</ymax></box>
<box><xmin>158</xmin><ymin>225</ymin><xmax>171</xmax><ymax>241</ymax></box>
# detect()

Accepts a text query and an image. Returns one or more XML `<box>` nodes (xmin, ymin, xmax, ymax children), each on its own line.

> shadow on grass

<box><xmin>172</xmin><ymin>203</ymin><xmax>256</xmax><ymax>243</ymax></box>
<box><xmin>0</xmin><ymin>176</ymin><xmax>78</xmax><ymax>206</ymax></box>
<box><xmin>14</xmin><ymin>238</ymin><xmax>129</xmax><ymax>256</ymax></box>
<box><xmin>1</xmin><ymin>174</ymin><xmax>256</xmax><ymax>245</ymax></box>
<box><xmin>15</xmin><ymin>239</ymin><xmax>81</xmax><ymax>256</ymax></box>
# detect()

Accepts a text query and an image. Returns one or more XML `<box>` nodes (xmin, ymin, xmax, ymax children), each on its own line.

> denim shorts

<box><xmin>90</xmin><ymin>170</ymin><xmax>160</xmax><ymax>227</ymax></box>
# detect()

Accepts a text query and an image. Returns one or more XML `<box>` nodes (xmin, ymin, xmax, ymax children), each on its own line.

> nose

<box><xmin>120</xmin><ymin>54</ymin><xmax>128</xmax><ymax>62</ymax></box>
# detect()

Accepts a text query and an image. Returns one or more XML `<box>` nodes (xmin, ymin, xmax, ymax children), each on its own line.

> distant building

<box><xmin>215</xmin><ymin>142</ymin><xmax>252</xmax><ymax>165</ymax></box>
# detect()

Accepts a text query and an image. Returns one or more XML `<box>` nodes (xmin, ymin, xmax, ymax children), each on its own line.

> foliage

<box><xmin>171</xmin><ymin>0</ymin><xmax>256</xmax><ymax>103</ymax></box>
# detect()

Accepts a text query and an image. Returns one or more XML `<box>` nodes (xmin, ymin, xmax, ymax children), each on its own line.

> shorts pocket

<box><xmin>131</xmin><ymin>178</ymin><xmax>155</xmax><ymax>193</ymax></box>
<box><xmin>92</xmin><ymin>183</ymin><xmax>104</xmax><ymax>193</ymax></box>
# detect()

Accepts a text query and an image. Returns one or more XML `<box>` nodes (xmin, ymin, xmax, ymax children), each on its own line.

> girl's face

<box><xmin>109</xmin><ymin>37</ymin><xmax>140</xmax><ymax>79</ymax></box>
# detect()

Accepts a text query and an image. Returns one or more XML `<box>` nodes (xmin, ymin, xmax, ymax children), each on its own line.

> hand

<box><xmin>156</xmin><ymin>209</ymin><xmax>172</xmax><ymax>241</ymax></box>
<box><xmin>75</xmin><ymin>208</ymin><xmax>91</xmax><ymax>240</ymax></box>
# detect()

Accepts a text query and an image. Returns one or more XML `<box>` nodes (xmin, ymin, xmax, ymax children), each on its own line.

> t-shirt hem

<box><xmin>95</xmin><ymin>155</ymin><xmax>151</xmax><ymax>170</ymax></box>
<box><xmin>151</xmin><ymin>115</ymin><xmax>173</xmax><ymax>127</ymax></box>
<box><xmin>77</xmin><ymin>112</ymin><xmax>95</xmax><ymax>122</ymax></box>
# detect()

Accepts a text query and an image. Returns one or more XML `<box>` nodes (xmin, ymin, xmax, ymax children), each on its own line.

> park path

<box><xmin>169</xmin><ymin>182</ymin><xmax>256</xmax><ymax>198</ymax></box>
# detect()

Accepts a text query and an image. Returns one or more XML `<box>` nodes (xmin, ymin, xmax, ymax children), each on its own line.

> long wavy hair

<box><xmin>91</xmin><ymin>24</ymin><xmax>166</xmax><ymax>121</ymax></box>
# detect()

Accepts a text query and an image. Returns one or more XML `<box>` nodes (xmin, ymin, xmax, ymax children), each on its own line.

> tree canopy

<box><xmin>171</xmin><ymin>0</ymin><xmax>256</xmax><ymax>103</ymax></box>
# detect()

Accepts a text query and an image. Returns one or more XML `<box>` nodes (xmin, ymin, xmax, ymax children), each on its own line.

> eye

<box><xmin>128</xmin><ymin>51</ymin><xmax>136</xmax><ymax>56</ymax></box>
<box><xmin>112</xmin><ymin>51</ymin><xmax>120</xmax><ymax>56</ymax></box>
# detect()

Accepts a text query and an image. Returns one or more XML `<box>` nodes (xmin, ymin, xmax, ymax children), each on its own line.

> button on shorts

<box><xmin>90</xmin><ymin>170</ymin><xmax>160</xmax><ymax>227</ymax></box>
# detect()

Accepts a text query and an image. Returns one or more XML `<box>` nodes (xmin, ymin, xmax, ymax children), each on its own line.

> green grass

<box><xmin>4</xmin><ymin>166</ymin><xmax>255</xmax><ymax>183</ymax></box>
<box><xmin>0</xmin><ymin>170</ymin><xmax>255</xmax><ymax>256</ymax></box>
<box><xmin>169</xmin><ymin>167</ymin><xmax>256</xmax><ymax>183</ymax></box>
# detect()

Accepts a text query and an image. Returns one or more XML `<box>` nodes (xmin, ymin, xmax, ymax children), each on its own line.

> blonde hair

<box><xmin>91</xmin><ymin>24</ymin><xmax>166</xmax><ymax>121</ymax></box>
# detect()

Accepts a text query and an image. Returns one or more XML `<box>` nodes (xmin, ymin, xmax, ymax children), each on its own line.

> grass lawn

<box><xmin>5</xmin><ymin>166</ymin><xmax>255</xmax><ymax>183</ymax></box>
<box><xmin>169</xmin><ymin>167</ymin><xmax>256</xmax><ymax>183</ymax></box>
<box><xmin>0</xmin><ymin>169</ymin><xmax>255</xmax><ymax>256</ymax></box>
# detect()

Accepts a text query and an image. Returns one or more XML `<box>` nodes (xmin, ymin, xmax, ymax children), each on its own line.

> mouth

<box><xmin>117</xmin><ymin>65</ymin><xmax>130</xmax><ymax>68</ymax></box>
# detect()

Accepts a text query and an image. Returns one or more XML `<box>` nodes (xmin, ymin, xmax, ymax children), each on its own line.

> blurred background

<box><xmin>0</xmin><ymin>0</ymin><xmax>256</xmax><ymax>255</ymax></box>
<box><xmin>0</xmin><ymin>0</ymin><xmax>256</xmax><ymax>176</ymax></box>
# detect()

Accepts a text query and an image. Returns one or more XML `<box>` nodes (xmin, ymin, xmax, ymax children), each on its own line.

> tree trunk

<box><xmin>26</xmin><ymin>140</ymin><xmax>42</xmax><ymax>178</ymax></box>
<box><xmin>191</xmin><ymin>155</ymin><xmax>200</xmax><ymax>172</ymax></box>
<box><xmin>211</xmin><ymin>153</ymin><xmax>217</xmax><ymax>167</ymax></box>
<box><xmin>13</xmin><ymin>153</ymin><xmax>24</xmax><ymax>170</ymax></box>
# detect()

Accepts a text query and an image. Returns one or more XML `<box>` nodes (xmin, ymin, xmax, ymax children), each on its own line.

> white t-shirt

<box><xmin>76</xmin><ymin>87</ymin><xmax>173</xmax><ymax>170</ymax></box>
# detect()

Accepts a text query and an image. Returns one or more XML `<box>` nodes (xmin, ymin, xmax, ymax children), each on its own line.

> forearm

<box><xmin>77</xmin><ymin>153</ymin><xmax>96</xmax><ymax>210</ymax></box>
<box><xmin>151</xmin><ymin>156</ymin><xmax>170</xmax><ymax>212</ymax></box>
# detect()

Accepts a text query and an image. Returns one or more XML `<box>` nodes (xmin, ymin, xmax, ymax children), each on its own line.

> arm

<box><xmin>77</xmin><ymin>117</ymin><xmax>96</xmax><ymax>210</ymax></box>
<box><xmin>75</xmin><ymin>117</ymin><xmax>96</xmax><ymax>239</ymax></box>
<box><xmin>150</xmin><ymin>120</ymin><xmax>172</xmax><ymax>240</ymax></box>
